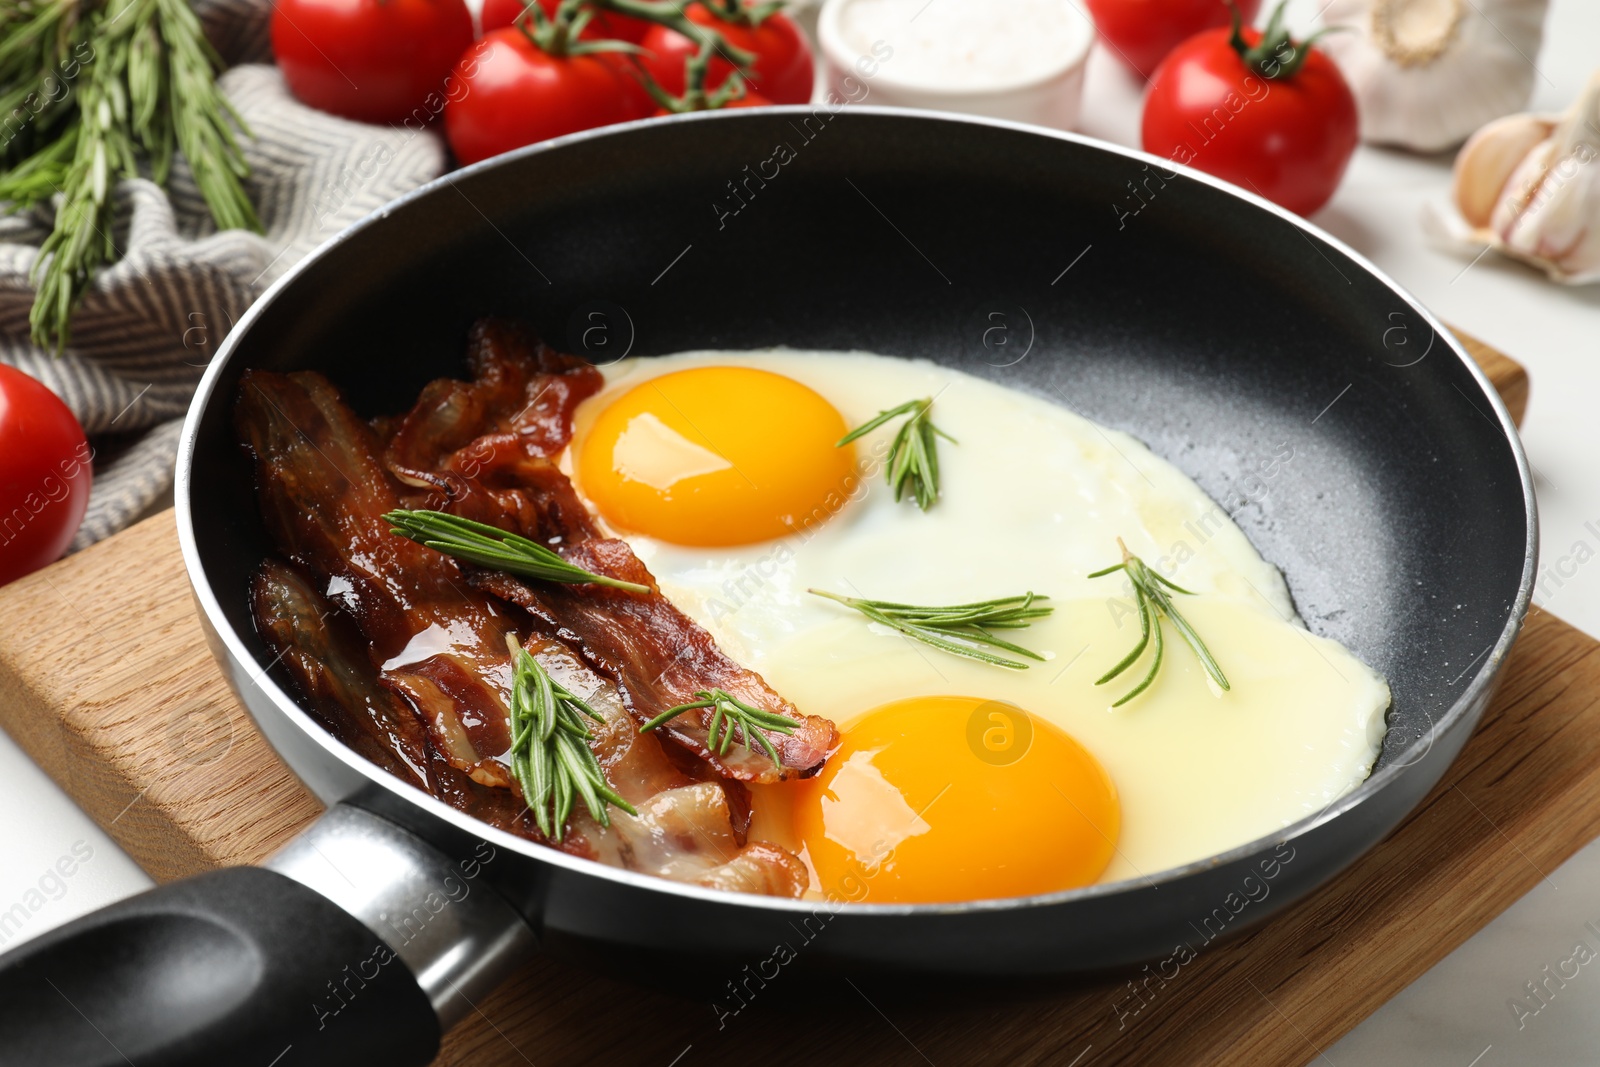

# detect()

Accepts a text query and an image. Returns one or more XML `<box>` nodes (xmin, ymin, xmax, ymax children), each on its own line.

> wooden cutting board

<box><xmin>0</xmin><ymin>333</ymin><xmax>1567</xmax><ymax>1067</ymax></box>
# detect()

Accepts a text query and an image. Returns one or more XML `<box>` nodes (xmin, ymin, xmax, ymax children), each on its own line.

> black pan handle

<box><xmin>0</xmin><ymin>806</ymin><xmax>537</xmax><ymax>1067</ymax></box>
<box><xmin>0</xmin><ymin>866</ymin><xmax>439</xmax><ymax>1067</ymax></box>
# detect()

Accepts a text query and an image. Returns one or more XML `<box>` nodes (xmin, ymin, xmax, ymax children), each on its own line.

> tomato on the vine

<box><xmin>480</xmin><ymin>0</ymin><xmax>651</xmax><ymax>43</ymax></box>
<box><xmin>1140</xmin><ymin>7</ymin><xmax>1357</xmax><ymax>216</ymax></box>
<box><xmin>0</xmin><ymin>365</ymin><xmax>91</xmax><ymax>586</ymax></box>
<box><xmin>653</xmin><ymin>89</ymin><xmax>772</xmax><ymax>116</ymax></box>
<box><xmin>1085</xmin><ymin>0</ymin><xmax>1261</xmax><ymax>79</ymax></box>
<box><xmin>271</xmin><ymin>0</ymin><xmax>474</xmax><ymax>124</ymax></box>
<box><xmin>639</xmin><ymin>2</ymin><xmax>813</xmax><ymax>106</ymax></box>
<box><xmin>444</xmin><ymin>27</ymin><xmax>651</xmax><ymax>165</ymax></box>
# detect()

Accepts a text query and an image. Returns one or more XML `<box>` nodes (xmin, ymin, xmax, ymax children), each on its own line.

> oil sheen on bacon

<box><xmin>383</xmin><ymin>320</ymin><xmax>838</xmax><ymax>785</ymax></box>
<box><xmin>237</xmin><ymin>320</ymin><xmax>821</xmax><ymax>896</ymax></box>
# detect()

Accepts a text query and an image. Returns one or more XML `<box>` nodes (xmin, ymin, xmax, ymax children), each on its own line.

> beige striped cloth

<box><xmin>0</xmin><ymin>0</ymin><xmax>450</xmax><ymax>550</ymax></box>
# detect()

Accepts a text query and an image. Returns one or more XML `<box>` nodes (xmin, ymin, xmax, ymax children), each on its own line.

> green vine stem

<box><xmin>595</xmin><ymin>0</ymin><xmax>758</xmax><ymax>111</ymax></box>
<box><xmin>517</xmin><ymin>0</ymin><xmax>636</xmax><ymax>57</ymax></box>
<box><xmin>697</xmin><ymin>0</ymin><xmax>785</xmax><ymax>27</ymax></box>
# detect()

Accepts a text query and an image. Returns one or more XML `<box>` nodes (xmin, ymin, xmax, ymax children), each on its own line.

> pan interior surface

<box><xmin>187</xmin><ymin>109</ymin><xmax>1528</xmax><ymax>875</ymax></box>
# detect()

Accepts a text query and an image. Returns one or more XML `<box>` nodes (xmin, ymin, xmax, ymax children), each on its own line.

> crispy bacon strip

<box><xmin>384</xmin><ymin>317</ymin><xmax>603</xmax><ymax>487</ymax></box>
<box><xmin>236</xmin><ymin>368</ymin><xmax>520</xmax><ymax>787</ymax></box>
<box><xmin>384</xmin><ymin>320</ymin><xmax>838</xmax><ymax>784</ymax></box>
<box><xmin>240</xmin><ymin>364</ymin><xmax>806</xmax><ymax>894</ymax></box>
<box><xmin>252</xmin><ymin>558</ymin><xmax>564</xmax><ymax>845</ymax></box>
<box><xmin>253</xmin><ymin>543</ymin><xmax>804</xmax><ymax>890</ymax></box>
<box><xmin>251</xmin><ymin>559</ymin><xmax>432</xmax><ymax>791</ymax></box>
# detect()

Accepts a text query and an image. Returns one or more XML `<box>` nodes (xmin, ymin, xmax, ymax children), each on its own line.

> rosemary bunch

<box><xmin>505</xmin><ymin>637</ymin><xmax>635</xmax><ymax>841</ymax></box>
<box><xmin>0</xmin><ymin>0</ymin><xmax>259</xmax><ymax>351</ymax></box>
<box><xmin>1090</xmin><ymin>539</ymin><xmax>1229</xmax><ymax>707</ymax></box>
<box><xmin>810</xmin><ymin>589</ymin><xmax>1053</xmax><ymax>669</ymax></box>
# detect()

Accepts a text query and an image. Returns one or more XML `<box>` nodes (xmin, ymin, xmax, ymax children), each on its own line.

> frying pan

<box><xmin>0</xmin><ymin>108</ymin><xmax>1535</xmax><ymax>1066</ymax></box>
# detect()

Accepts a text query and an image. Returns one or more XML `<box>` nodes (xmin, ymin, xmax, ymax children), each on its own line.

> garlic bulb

<box><xmin>1318</xmin><ymin>0</ymin><xmax>1548</xmax><ymax>152</ymax></box>
<box><xmin>1428</xmin><ymin>70</ymin><xmax>1600</xmax><ymax>285</ymax></box>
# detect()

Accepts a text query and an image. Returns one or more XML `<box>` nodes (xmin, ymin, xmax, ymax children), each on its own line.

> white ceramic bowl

<box><xmin>815</xmin><ymin>0</ymin><xmax>1095</xmax><ymax>131</ymax></box>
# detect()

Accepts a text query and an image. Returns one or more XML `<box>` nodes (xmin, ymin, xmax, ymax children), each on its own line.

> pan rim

<box><xmin>176</xmin><ymin>104</ymin><xmax>1538</xmax><ymax>919</ymax></box>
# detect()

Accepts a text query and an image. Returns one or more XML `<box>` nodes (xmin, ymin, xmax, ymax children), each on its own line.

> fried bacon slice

<box><xmin>238</xmin><ymin>363</ymin><xmax>808</xmax><ymax>896</ymax></box>
<box><xmin>253</xmin><ymin>556</ymin><xmax>805</xmax><ymax>892</ymax></box>
<box><xmin>384</xmin><ymin>318</ymin><xmax>604</xmax><ymax>479</ymax></box>
<box><xmin>251</xmin><ymin>558</ymin><xmax>547</xmax><ymax>839</ymax></box>
<box><xmin>251</xmin><ymin>559</ymin><xmax>432</xmax><ymax>790</ymax></box>
<box><xmin>379</xmin><ymin>319</ymin><xmax>838</xmax><ymax>784</ymax></box>
<box><xmin>237</xmin><ymin>368</ymin><xmax>519</xmax><ymax>788</ymax></box>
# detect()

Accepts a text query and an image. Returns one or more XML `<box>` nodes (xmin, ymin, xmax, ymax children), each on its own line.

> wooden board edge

<box><xmin>0</xmin><ymin>513</ymin><xmax>263</xmax><ymax>881</ymax></box>
<box><xmin>1452</xmin><ymin>325</ymin><xmax>1528</xmax><ymax>426</ymax></box>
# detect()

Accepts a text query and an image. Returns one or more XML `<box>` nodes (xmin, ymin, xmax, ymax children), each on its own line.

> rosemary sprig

<box><xmin>1090</xmin><ymin>539</ymin><xmax>1230</xmax><ymax>707</ymax></box>
<box><xmin>385</xmin><ymin>509</ymin><xmax>650</xmax><ymax>593</ymax></box>
<box><xmin>836</xmin><ymin>397</ymin><xmax>955</xmax><ymax>511</ymax></box>
<box><xmin>639</xmin><ymin>688</ymin><xmax>797</xmax><ymax>766</ymax></box>
<box><xmin>809</xmin><ymin>589</ymin><xmax>1052</xmax><ymax>669</ymax></box>
<box><xmin>504</xmin><ymin>636</ymin><xmax>635</xmax><ymax>841</ymax></box>
<box><xmin>0</xmin><ymin>0</ymin><xmax>260</xmax><ymax>351</ymax></box>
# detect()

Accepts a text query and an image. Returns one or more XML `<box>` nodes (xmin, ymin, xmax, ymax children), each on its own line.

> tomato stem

<box><xmin>698</xmin><ymin>0</ymin><xmax>784</xmax><ymax>28</ymax></box>
<box><xmin>1227</xmin><ymin>0</ymin><xmax>1337</xmax><ymax>81</ymax></box>
<box><xmin>595</xmin><ymin>0</ymin><xmax>758</xmax><ymax>110</ymax></box>
<box><xmin>515</xmin><ymin>0</ymin><xmax>584</xmax><ymax>56</ymax></box>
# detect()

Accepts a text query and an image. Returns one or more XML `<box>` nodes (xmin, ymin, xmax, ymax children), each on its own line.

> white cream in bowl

<box><xmin>817</xmin><ymin>0</ymin><xmax>1096</xmax><ymax>130</ymax></box>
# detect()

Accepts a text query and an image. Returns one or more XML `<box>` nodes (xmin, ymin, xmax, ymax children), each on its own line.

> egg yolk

<box><xmin>791</xmin><ymin>696</ymin><xmax>1119</xmax><ymax>904</ymax></box>
<box><xmin>576</xmin><ymin>366</ymin><xmax>854</xmax><ymax>547</ymax></box>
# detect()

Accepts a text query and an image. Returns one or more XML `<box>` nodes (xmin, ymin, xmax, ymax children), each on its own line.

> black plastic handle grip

<box><xmin>0</xmin><ymin>866</ymin><xmax>440</xmax><ymax>1067</ymax></box>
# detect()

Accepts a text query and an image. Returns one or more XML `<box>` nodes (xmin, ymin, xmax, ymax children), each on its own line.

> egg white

<box><xmin>570</xmin><ymin>350</ymin><xmax>1391</xmax><ymax>885</ymax></box>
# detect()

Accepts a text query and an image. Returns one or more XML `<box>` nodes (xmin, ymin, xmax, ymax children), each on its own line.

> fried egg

<box><xmin>577</xmin><ymin>366</ymin><xmax>854</xmax><ymax>547</ymax></box>
<box><xmin>569</xmin><ymin>350</ymin><xmax>1391</xmax><ymax>904</ymax></box>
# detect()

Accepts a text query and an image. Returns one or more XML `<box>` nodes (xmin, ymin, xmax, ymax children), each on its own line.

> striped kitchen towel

<box><xmin>0</xmin><ymin>0</ymin><xmax>450</xmax><ymax>551</ymax></box>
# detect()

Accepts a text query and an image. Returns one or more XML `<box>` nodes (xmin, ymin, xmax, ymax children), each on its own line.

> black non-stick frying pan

<box><xmin>0</xmin><ymin>108</ymin><xmax>1535</xmax><ymax>1067</ymax></box>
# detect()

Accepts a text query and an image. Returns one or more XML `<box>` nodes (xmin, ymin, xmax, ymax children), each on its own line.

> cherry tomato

<box><xmin>480</xmin><ymin>0</ymin><xmax>651</xmax><ymax>44</ymax></box>
<box><xmin>1085</xmin><ymin>0</ymin><xmax>1261</xmax><ymax>79</ymax></box>
<box><xmin>1140</xmin><ymin>22</ymin><xmax>1357</xmax><ymax>216</ymax></box>
<box><xmin>0</xmin><ymin>366</ymin><xmax>91</xmax><ymax>586</ymax></box>
<box><xmin>271</xmin><ymin>0</ymin><xmax>474</xmax><ymax>124</ymax></box>
<box><xmin>445</xmin><ymin>27</ymin><xmax>651</xmax><ymax>165</ymax></box>
<box><xmin>639</xmin><ymin>3</ymin><xmax>813</xmax><ymax>106</ymax></box>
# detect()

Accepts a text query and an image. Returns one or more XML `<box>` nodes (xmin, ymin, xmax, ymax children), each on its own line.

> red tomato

<box><xmin>445</xmin><ymin>27</ymin><xmax>650</xmax><ymax>165</ymax></box>
<box><xmin>271</xmin><ymin>0</ymin><xmax>474</xmax><ymax>124</ymax></box>
<box><xmin>479</xmin><ymin>0</ymin><xmax>651</xmax><ymax>43</ymax></box>
<box><xmin>639</xmin><ymin>3</ymin><xmax>813</xmax><ymax>106</ymax></box>
<box><xmin>0</xmin><ymin>366</ymin><xmax>91</xmax><ymax>586</ymax></box>
<box><xmin>1085</xmin><ymin>0</ymin><xmax>1261</xmax><ymax>79</ymax></box>
<box><xmin>1140</xmin><ymin>24</ymin><xmax>1357</xmax><ymax>216</ymax></box>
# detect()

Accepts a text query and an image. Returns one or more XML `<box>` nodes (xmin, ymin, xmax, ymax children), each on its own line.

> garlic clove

<box><xmin>1436</xmin><ymin>69</ymin><xmax>1600</xmax><ymax>285</ymax></box>
<box><xmin>1498</xmin><ymin>158</ymin><xmax>1600</xmax><ymax>283</ymax></box>
<box><xmin>1453</xmin><ymin>113</ymin><xmax>1556</xmax><ymax>228</ymax></box>
<box><xmin>1321</xmin><ymin>0</ymin><xmax>1548</xmax><ymax>153</ymax></box>
<box><xmin>1492</xmin><ymin>72</ymin><xmax>1600</xmax><ymax>283</ymax></box>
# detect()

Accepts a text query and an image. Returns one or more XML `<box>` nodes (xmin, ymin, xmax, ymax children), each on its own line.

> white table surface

<box><xmin>2</xmin><ymin>2</ymin><xmax>1598</xmax><ymax>1062</ymax></box>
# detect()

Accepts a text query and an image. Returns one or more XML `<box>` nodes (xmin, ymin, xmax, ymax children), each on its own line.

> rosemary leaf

<box><xmin>386</xmin><ymin>509</ymin><xmax>651</xmax><ymax>593</ymax></box>
<box><xmin>1090</xmin><ymin>539</ymin><xmax>1229</xmax><ymax>707</ymax></box>
<box><xmin>809</xmin><ymin>588</ymin><xmax>1052</xmax><ymax>669</ymax></box>
<box><xmin>505</xmin><ymin>638</ymin><xmax>635</xmax><ymax>842</ymax></box>
<box><xmin>0</xmin><ymin>0</ymin><xmax>259</xmax><ymax>351</ymax></box>
<box><xmin>837</xmin><ymin>397</ymin><xmax>955</xmax><ymax>511</ymax></box>
<box><xmin>640</xmin><ymin>688</ymin><xmax>796</xmax><ymax>765</ymax></box>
